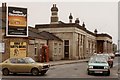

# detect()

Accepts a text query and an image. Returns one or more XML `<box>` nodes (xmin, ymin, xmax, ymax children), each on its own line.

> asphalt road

<box><xmin>1</xmin><ymin>57</ymin><xmax>120</xmax><ymax>80</ymax></box>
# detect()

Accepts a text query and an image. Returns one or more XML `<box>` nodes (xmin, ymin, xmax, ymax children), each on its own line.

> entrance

<box><xmin>64</xmin><ymin>40</ymin><xmax>69</xmax><ymax>59</ymax></box>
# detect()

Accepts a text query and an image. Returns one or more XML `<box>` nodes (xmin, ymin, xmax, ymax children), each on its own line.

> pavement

<box><xmin>45</xmin><ymin>58</ymin><xmax>89</xmax><ymax>66</ymax></box>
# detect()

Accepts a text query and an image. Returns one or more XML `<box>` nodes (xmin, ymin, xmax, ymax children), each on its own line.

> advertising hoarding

<box><xmin>6</xmin><ymin>7</ymin><xmax>28</xmax><ymax>37</ymax></box>
<box><xmin>10</xmin><ymin>42</ymin><xmax>27</xmax><ymax>58</ymax></box>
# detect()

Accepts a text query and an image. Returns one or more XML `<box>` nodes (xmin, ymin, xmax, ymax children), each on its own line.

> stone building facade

<box><xmin>35</xmin><ymin>4</ymin><xmax>97</xmax><ymax>60</ymax></box>
<box><xmin>35</xmin><ymin>4</ymin><xmax>113</xmax><ymax>60</ymax></box>
<box><xmin>96</xmin><ymin>33</ymin><xmax>113</xmax><ymax>53</ymax></box>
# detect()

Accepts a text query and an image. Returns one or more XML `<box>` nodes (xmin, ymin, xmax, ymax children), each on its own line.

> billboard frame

<box><xmin>6</xmin><ymin>6</ymin><xmax>28</xmax><ymax>37</ymax></box>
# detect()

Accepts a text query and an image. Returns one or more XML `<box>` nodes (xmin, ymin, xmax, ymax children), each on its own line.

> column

<box><xmin>110</xmin><ymin>42</ymin><xmax>113</xmax><ymax>53</ymax></box>
<box><xmin>84</xmin><ymin>36</ymin><xmax>87</xmax><ymax>58</ymax></box>
<box><xmin>104</xmin><ymin>40</ymin><xmax>107</xmax><ymax>53</ymax></box>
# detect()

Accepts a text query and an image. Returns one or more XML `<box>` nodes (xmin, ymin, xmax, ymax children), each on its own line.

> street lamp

<box><xmin>118</xmin><ymin>40</ymin><xmax>120</xmax><ymax>52</ymax></box>
<box><xmin>118</xmin><ymin>40</ymin><xmax>120</xmax><ymax>76</ymax></box>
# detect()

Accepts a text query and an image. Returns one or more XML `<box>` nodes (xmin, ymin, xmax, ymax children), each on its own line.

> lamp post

<box><xmin>118</xmin><ymin>40</ymin><xmax>120</xmax><ymax>75</ymax></box>
<box><xmin>118</xmin><ymin>40</ymin><xmax>120</xmax><ymax>53</ymax></box>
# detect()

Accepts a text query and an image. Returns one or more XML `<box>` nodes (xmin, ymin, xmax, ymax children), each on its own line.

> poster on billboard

<box><xmin>6</xmin><ymin>7</ymin><xmax>28</xmax><ymax>37</ymax></box>
<box><xmin>10</xmin><ymin>42</ymin><xmax>27</xmax><ymax>58</ymax></box>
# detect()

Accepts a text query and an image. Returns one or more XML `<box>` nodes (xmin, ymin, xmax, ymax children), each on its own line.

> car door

<box><xmin>15</xmin><ymin>58</ymin><xmax>30</xmax><ymax>73</ymax></box>
<box><xmin>9</xmin><ymin>58</ymin><xmax>18</xmax><ymax>72</ymax></box>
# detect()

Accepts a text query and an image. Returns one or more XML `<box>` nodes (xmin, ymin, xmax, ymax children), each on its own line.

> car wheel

<box><xmin>106</xmin><ymin>70</ymin><xmax>110</xmax><ymax>76</ymax></box>
<box><xmin>31</xmin><ymin>68</ymin><xmax>39</xmax><ymax>76</ymax></box>
<box><xmin>2</xmin><ymin>68</ymin><xmax>9</xmax><ymax>76</ymax></box>
<box><xmin>111</xmin><ymin>63</ymin><xmax>113</xmax><ymax>68</ymax></box>
<box><xmin>87</xmin><ymin>71</ymin><xmax>91</xmax><ymax>75</ymax></box>
<box><xmin>41</xmin><ymin>72</ymin><xmax>45</xmax><ymax>75</ymax></box>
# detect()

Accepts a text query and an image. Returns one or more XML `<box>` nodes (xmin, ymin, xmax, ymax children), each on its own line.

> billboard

<box><xmin>6</xmin><ymin>7</ymin><xmax>28</xmax><ymax>37</ymax></box>
<box><xmin>10</xmin><ymin>42</ymin><xmax>27</xmax><ymax>58</ymax></box>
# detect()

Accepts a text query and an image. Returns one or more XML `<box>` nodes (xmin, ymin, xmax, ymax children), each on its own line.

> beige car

<box><xmin>0</xmin><ymin>57</ymin><xmax>50</xmax><ymax>76</ymax></box>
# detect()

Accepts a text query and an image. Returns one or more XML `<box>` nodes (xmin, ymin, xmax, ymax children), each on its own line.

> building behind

<box><xmin>35</xmin><ymin>4</ymin><xmax>114</xmax><ymax>60</ymax></box>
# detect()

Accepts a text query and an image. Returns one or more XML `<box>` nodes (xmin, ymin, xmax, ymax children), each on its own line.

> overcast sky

<box><xmin>0</xmin><ymin>1</ymin><xmax>118</xmax><ymax>44</ymax></box>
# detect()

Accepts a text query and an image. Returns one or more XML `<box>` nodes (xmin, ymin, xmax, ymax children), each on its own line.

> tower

<box><xmin>94</xmin><ymin>29</ymin><xmax>98</xmax><ymax>34</ymax></box>
<box><xmin>82</xmin><ymin>22</ymin><xmax>85</xmax><ymax>27</ymax></box>
<box><xmin>69</xmin><ymin>13</ymin><xmax>73</xmax><ymax>23</ymax></box>
<box><xmin>50</xmin><ymin>4</ymin><xmax>58</xmax><ymax>24</ymax></box>
<box><xmin>75</xmin><ymin>18</ymin><xmax>80</xmax><ymax>24</ymax></box>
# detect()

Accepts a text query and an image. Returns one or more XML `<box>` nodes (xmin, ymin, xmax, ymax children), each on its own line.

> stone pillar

<box><xmin>110</xmin><ymin>42</ymin><xmax>113</xmax><ymax>53</ymax></box>
<box><xmin>108</xmin><ymin>41</ymin><xmax>110</xmax><ymax>53</ymax></box>
<box><xmin>81</xmin><ymin>34</ymin><xmax>83</xmax><ymax>59</ymax></box>
<box><xmin>78</xmin><ymin>34</ymin><xmax>81</xmax><ymax>59</ymax></box>
<box><xmin>84</xmin><ymin>36</ymin><xmax>87</xmax><ymax>59</ymax></box>
<box><xmin>104</xmin><ymin>40</ymin><xmax>107</xmax><ymax>53</ymax></box>
<box><xmin>79</xmin><ymin>34</ymin><xmax>82</xmax><ymax>59</ymax></box>
<box><xmin>107</xmin><ymin>41</ymin><xmax>109</xmax><ymax>53</ymax></box>
<box><xmin>72</xmin><ymin>32</ymin><xmax>76</xmax><ymax>59</ymax></box>
<box><xmin>83</xmin><ymin>35</ymin><xmax>85</xmax><ymax>59</ymax></box>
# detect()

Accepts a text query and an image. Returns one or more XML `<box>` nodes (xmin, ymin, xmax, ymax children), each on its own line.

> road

<box><xmin>1</xmin><ymin>57</ymin><xmax>119</xmax><ymax>80</ymax></box>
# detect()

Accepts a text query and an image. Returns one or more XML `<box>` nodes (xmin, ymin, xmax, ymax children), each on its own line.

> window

<box><xmin>65</xmin><ymin>40</ymin><xmax>69</xmax><ymax>45</ymax></box>
<box><xmin>59</xmin><ymin>48</ymin><xmax>61</xmax><ymax>53</ymax></box>
<box><xmin>64</xmin><ymin>40</ymin><xmax>69</xmax><ymax>58</ymax></box>
<box><xmin>10</xmin><ymin>58</ymin><xmax>17</xmax><ymax>63</ymax></box>
<box><xmin>54</xmin><ymin>43</ymin><xmax>57</xmax><ymax>46</ymax></box>
<box><xmin>54</xmin><ymin>48</ymin><xmax>57</xmax><ymax>53</ymax></box>
<box><xmin>59</xmin><ymin>43</ymin><xmax>61</xmax><ymax>46</ymax></box>
<box><xmin>17</xmin><ymin>59</ymin><xmax>26</xmax><ymax>63</ymax></box>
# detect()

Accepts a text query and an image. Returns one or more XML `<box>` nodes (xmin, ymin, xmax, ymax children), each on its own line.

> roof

<box><xmin>35</xmin><ymin>22</ymin><xmax>96</xmax><ymax>36</ymax></box>
<box><xmin>96</xmin><ymin>33</ymin><xmax>112</xmax><ymax>39</ymax></box>
<box><xmin>39</xmin><ymin>31</ymin><xmax>63</xmax><ymax>41</ymax></box>
<box><xmin>28</xmin><ymin>27</ymin><xmax>45</xmax><ymax>39</ymax></box>
<box><xmin>29</xmin><ymin>27</ymin><xmax>62</xmax><ymax>41</ymax></box>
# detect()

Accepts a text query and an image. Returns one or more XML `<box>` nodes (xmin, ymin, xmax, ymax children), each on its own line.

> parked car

<box><xmin>115</xmin><ymin>52</ymin><xmax>120</xmax><ymax>57</ymax></box>
<box><xmin>109</xmin><ymin>53</ymin><xmax>115</xmax><ymax>59</ymax></box>
<box><xmin>0</xmin><ymin>57</ymin><xmax>50</xmax><ymax>76</ymax></box>
<box><xmin>87</xmin><ymin>56</ymin><xmax>110</xmax><ymax>76</ymax></box>
<box><xmin>102</xmin><ymin>54</ymin><xmax>114</xmax><ymax>68</ymax></box>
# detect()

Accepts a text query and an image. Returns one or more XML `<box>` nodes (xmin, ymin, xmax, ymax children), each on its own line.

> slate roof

<box><xmin>35</xmin><ymin>22</ymin><xmax>96</xmax><ymax>36</ymax></box>
<box><xmin>29</xmin><ymin>27</ymin><xmax>62</xmax><ymax>41</ymax></box>
<box><xmin>96</xmin><ymin>33</ymin><xmax>112</xmax><ymax>39</ymax></box>
<box><xmin>28</xmin><ymin>27</ymin><xmax>45</xmax><ymax>39</ymax></box>
<box><xmin>39</xmin><ymin>31</ymin><xmax>63</xmax><ymax>41</ymax></box>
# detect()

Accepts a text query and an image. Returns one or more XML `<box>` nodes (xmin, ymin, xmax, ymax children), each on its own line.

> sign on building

<box><xmin>6</xmin><ymin>7</ymin><xmax>28</xmax><ymax>37</ymax></box>
<box><xmin>0</xmin><ymin>43</ymin><xmax>5</xmax><ymax>53</ymax></box>
<box><xmin>10</xmin><ymin>42</ymin><xmax>27</xmax><ymax>58</ymax></box>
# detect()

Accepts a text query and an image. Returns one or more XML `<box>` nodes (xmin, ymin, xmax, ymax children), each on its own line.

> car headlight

<box><xmin>89</xmin><ymin>66</ymin><xmax>93</xmax><ymax>68</ymax></box>
<box><xmin>104</xmin><ymin>66</ymin><xmax>108</xmax><ymax>69</ymax></box>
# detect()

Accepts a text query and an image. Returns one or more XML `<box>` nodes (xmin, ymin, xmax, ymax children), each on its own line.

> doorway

<box><xmin>64</xmin><ymin>40</ymin><xmax>69</xmax><ymax>59</ymax></box>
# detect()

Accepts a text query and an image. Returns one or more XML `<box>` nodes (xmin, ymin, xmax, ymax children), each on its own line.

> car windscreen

<box><xmin>24</xmin><ymin>57</ymin><xmax>35</xmax><ymax>63</ymax></box>
<box><xmin>95</xmin><ymin>54</ymin><xmax>110</xmax><ymax>61</ymax></box>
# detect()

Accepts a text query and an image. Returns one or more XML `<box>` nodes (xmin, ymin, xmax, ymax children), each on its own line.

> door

<box><xmin>64</xmin><ymin>40</ymin><xmax>69</xmax><ymax>59</ymax></box>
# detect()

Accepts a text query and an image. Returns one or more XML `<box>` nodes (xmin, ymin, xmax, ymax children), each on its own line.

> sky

<box><xmin>0</xmin><ymin>0</ymin><xmax>118</xmax><ymax>44</ymax></box>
